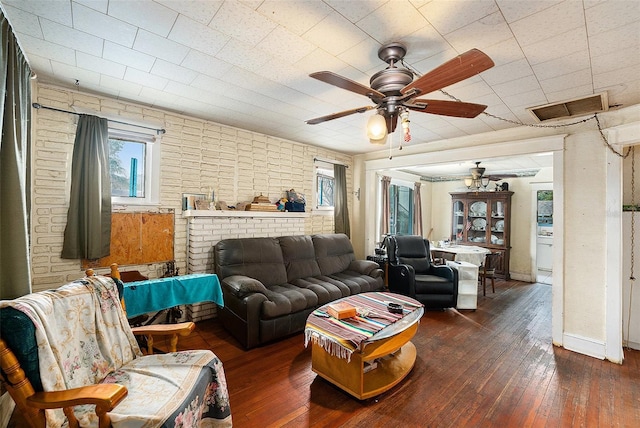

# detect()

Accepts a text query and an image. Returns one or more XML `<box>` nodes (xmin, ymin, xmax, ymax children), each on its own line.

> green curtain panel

<box><xmin>0</xmin><ymin>14</ymin><xmax>32</xmax><ymax>299</ymax></box>
<box><xmin>61</xmin><ymin>115</ymin><xmax>111</xmax><ymax>259</ymax></box>
<box><xmin>334</xmin><ymin>164</ymin><xmax>350</xmax><ymax>237</ymax></box>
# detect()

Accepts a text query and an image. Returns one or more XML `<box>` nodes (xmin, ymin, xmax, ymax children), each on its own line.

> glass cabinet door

<box><xmin>467</xmin><ymin>199</ymin><xmax>487</xmax><ymax>244</ymax></box>
<box><xmin>490</xmin><ymin>199</ymin><xmax>505</xmax><ymax>246</ymax></box>
<box><xmin>452</xmin><ymin>200</ymin><xmax>465</xmax><ymax>242</ymax></box>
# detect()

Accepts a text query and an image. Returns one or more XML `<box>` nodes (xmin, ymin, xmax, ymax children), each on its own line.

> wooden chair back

<box><xmin>479</xmin><ymin>252</ymin><xmax>501</xmax><ymax>295</ymax></box>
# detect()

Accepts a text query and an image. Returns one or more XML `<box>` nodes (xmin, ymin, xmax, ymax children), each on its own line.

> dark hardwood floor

<box><xmin>9</xmin><ymin>280</ymin><xmax>640</xmax><ymax>427</ymax></box>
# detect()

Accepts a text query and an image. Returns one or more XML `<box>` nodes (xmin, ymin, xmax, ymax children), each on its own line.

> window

<box><xmin>108</xmin><ymin>127</ymin><xmax>160</xmax><ymax>205</ymax></box>
<box><xmin>389</xmin><ymin>184</ymin><xmax>414</xmax><ymax>235</ymax></box>
<box><xmin>315</xmin><ymin>164</ymin><xmax>334</xmax><ymax>210</ymax></box>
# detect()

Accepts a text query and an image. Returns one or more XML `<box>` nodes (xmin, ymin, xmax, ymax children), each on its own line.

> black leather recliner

<box><xmin>387</xmin><ymin>235</ymin><xmax>458</xmax><ymax>310</ymax></box>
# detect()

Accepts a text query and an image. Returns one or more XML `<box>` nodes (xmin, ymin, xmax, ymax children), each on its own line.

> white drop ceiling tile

<box><xmin>164</xmin><ymin>81</ymin><xmax>214</xmax><ymax>105</ymax></box>
<box><xmin>151</xmin><ymin>59</ymin><xmax>199</xmax><ymax>85</ymax></box>
<box><xmin>76</xmin><ymin>52</ymin><xmax>126</xmax><ymax>79</ymax></box>
<box><xmin>99</xmin><ymin>74</ymin><xmax>143</xmax><ymax>96</ymax></box>
<box><xmin>594</xmin><ymin>64</ymin><xmax>640</xmax><ymax>90</ymax></box>
<box><xmin>124</xmin><ymin>68</ymin><xmax>169</xmax><ymax>91</ymax></box>
<box><xmin>540</xmin><ymin>68</ymin><xmax>592</xmax><ymax>94</ymax></box>
<box><xmin>481</xmin><ymin>58</ymin><xmax>534</xmax><ymax>86</ymax></box>
<box><xmin>103</xmin><ymin>41</ymin><xmax>155</xmax><ymax>72</ymax></box>
<box><xmin>399</xmin><ymin>25</ymin><xmax>449</xmax><ymax>62</ymax></box>
<box><xmin>356</xmin><ymin>0</ymin><xmax>428</xmax><ymax>42</ymax></box>
<box><xmin>410</xmin><ymin>47</ymin><xmax>460</xmax><ymax>76</ymax></box>
<box><xmin>39</xmin><ymin>18</ymin><xmax>103</xmax><ymax>56</ymax></box>
<box><xmin>336</xmin><ymin>38</ymin><xmax>383</xmax><ymax>74</ymax></box>
<box><xmin>480</xmin><ymin>38</ymin><xmax>526</xmax><ymax>68</ymax></box>
<box><xmin>135</xmin><ymin>29</ymin><xmax>190</xmax><ymax>64</ymax></box>
<box><xmin>501</xmin><ymin>88</ymin><xmax>547</xmax><ymax>109</ymax></box>
<box><xmin>521</xmin><ymin>27</ymin><xmax>588</xmax><ymax>65</ymax></box>
<box><xmin>108</xmin><ymin>0</ymin><xmax>178</xmax><ymax>38</ymax></box>
<box><xmin>25</xmin><ymin>53</ymin><xmax>52</xmax><ymax>75</ymax></box>
<box><xmin>1</xmin><ymin>0</ymin><xmax>72</xmax><ymax>26</ymax></box>
<box><xmin>599</xmin><ymin>79</ymin><xmax>640</xmax><ymax>107</ymax></box>
<box><xmin>589</xmin><ymin>21</ymin><xmax>640</xmax><ymax>58</ymax></box>
<box><xmin>180</xmin><ymin>50</ymin><xmax>234</xmax><ymax>79</ymax></box>
<box><xmin>210</xmin><ymin>1</ymin><xmax>277</xmax><ymax>45</ymax></box>
<box><xmin>75</xmin><ymin>0</ymin><xmax>108</xmax><ymax>14</ymax></box>
<box><xmin>156</xmin><ymin>0</ymin><xmax>222</xmax><ymax>26</ymax></box>
<box><xmin>15</xmin><ymin>33</ymin><xmax>76</xmax><ymax>65</ymax></box>
<box><xmin>256</xmin><ymin>0</ymin><xmax>332</xmax><ymax>35</ymax></box>
<box><xmin>585</xmin><ymin>0</ymin><xmax>640</xmax><ymax>36</ymax></box>
<box><xmin>531</xmin><ymin>50</ymin><xmax>591</xmax><ymax>81</ymax></box>
<box><xmin>50</xmin><ymin>61</ymin><xmax>101</xmax><ymax>86</ymax></box>
<box><xmin>419</xmin><ymin>0</ymin><xmax>498</xmax><ymax>35</ymax></box>
<box><xmin>72</xmin><ymin>3</ymin><xmax>137</xmax><ymax>48</ymax></box>
<box><xmin>168</xmin><ymin>15</ymin><xmax>228</xmax><ymax>58</ymax></box>
<box><xmin>215</xmin><ymin>38</ymin><xmax>273</xmax><ymax>72</ymax></box>
<box><xmin>252</xmin><ymin>58</ymin><xmax>300</xmax><ymax>88</ymax></box>
<box><xmin>509</xmin><ymin>1</ymin><xmax>585</xmax><ymax>47</ymax></box>
<box><xmin>445</xmin><ymin>11</ymin><xmax>513</xmax><ymax>53</ymax></box>
<box><xmin>323</xmin><ymin>0</ymin><xmax>385</xmax><ymax>23</ymax></box>
<box><xmin>74</xmin><ymin>81</ymin><xmax>121</xmax><ymax>99</ymax></box>
<box><xmin>2</xmin><ymin>5</ymin><xmax>43</xmax><ymax>38</ymax></box>
<box><xmin>304</xmin><ymin>11</ymin><xmax>368</xmax><ymax>56</ymax></box>
<box><xmin>257</xmin><ymin>26</ymin><xmax>316</xmax><ymax>64</ymax></box>
<box><xmin>445</xmin><ymin>80</ymin><xmax>495</xmax><ymax>100</ymax></box>
<box><xmin>591</xmin><ymin>46</ymin><xmax>640</xmax><ymax>75</ymax></box>
<box><xmin>496</xmin><ymin>0</ymin><xmax>562</xmax><ymax>23</ymax></box>
<box><xmin>465</xmin><ymin>92</ymin><xmax>505</xmax><ymax>109</ymax></box>
<box><xmin>492</xmin><ymin>75</ymin><xmax>541</xmax><ymax>98</ymax></box>
<box><xmin>296</xmin><ymin>48</ymin><xmax>349</xmax><ymax>75</ymax></box>
<box><xmin>545</xmin><ymin>84</ymin><xmax>595</xmax><ymax>104</ymax></box>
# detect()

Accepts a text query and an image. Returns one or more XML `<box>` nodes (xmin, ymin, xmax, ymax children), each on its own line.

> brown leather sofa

<box><xmin>214</xmin><ymin>233</ymin><xmax>385</xmax><ymax>349</ymax></box>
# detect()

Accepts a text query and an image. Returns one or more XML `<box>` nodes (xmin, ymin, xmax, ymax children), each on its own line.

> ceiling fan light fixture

<box><xmin>367</xmin><ymin>112</ymin><xmax>388</xmax><ymax>142</ymax></box>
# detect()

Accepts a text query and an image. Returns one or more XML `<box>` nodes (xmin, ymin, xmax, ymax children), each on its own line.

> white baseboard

<box><xmin>563</xmin><ymin>333</ymin><xmax>606</xmax><ymax>360</ymax></box>
<box><xmin>624</xmin><ymin>340</ymin><xmax>640</xmax><ymax>351</ymax></box>
<box><xmin>0</xmin><ymin>392</ymin><xmax>15</xmax><ymax>428</ymax></box>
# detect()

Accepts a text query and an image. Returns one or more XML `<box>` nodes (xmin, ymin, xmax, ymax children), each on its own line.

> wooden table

<box><xmin>305</xmin><ymin>293</ymin><xmax>423</xmax><ymax>400</ymax></box>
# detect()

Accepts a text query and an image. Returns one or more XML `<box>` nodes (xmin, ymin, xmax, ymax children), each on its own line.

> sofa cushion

<box><xmin>261</xmin><ymin>283</ymin><xmax>318</xmax><ymax>319</ymax></box>
<box><xmin>215</xmin><ymin>237</ymin><xmax>288</xmax><ymax>286</ymax></box>
<box><xmin>312</xmin><ymin>233</ymin><xmax>356</xmax><ymax>276</ymax></box>
<box><xmin>288</xmin><ymin>276</ymin><xmax>347</xmax><ymax>304</ymax></box>
<box><xmin>279</xmin><ymin>235</ymin><xmax>321</xmax><ymax>281</ymax></box>
<box><xmin>0</xmin><ymin>307</ymin><xmax>43</xmax><ymax>392</ymax></box>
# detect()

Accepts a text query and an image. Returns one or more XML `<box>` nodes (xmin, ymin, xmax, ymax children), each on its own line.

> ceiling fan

<box><xmin>469</xmin><ymin>162</ymin><xmax>518</xmax><ymax>182</ymax></box>
<box><xmin>306</xmin><ymin>42</ymin><xmax>495</xmax><ymax>137</ymax></box>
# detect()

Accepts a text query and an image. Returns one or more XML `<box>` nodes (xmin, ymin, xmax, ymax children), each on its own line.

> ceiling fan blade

<box><xmin>306</xmin><ymin>106</ymin><xmax>375</xmax><ymax>125</ymax></box>
<box><xmin>401</xmin><ymin>49</ymin><xmax>495</xmax><ymax>96</ymax></box>
<box><xmin>406</xmin><ymin>99</ymin><xmax>488</xmax><ymax>118</ymax></box>
<box><xmin>310</xmin><ymin>71</ymin><xmax>385</xmax><ymax>99</ymax></box>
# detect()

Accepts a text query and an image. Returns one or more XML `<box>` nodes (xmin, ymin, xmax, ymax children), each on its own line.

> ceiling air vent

<box><xmin>527</xmin><ymin>92</ymin><xmax>608</xmax><ymax>122</ymax></box>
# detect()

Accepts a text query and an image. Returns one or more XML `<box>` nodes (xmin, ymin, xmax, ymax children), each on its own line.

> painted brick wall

<box><xmin>30</xmin><ymin>83</ymin><xmax>352</xmax><ymax>292</ymax></box>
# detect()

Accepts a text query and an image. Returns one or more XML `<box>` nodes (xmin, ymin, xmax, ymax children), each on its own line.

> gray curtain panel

<box><xmin>413</xmin><ymin>181</ymin><xmax>423</xmax><ymax>237</ymax></box>
<box><xmin>333</xmin><ymin>164</ymin><xmax>350</xmax><ymax>237</ymax></box>
<box><xmin>380</xmin><ymin>176</ymin><xmax>391</xmax><ymax>237</ymax></box>
<box><xmin>61</xmin><ymin>115</ymin><xmax>112</xmax><ymax>259</ymax></box>
<box><xmin>0</xmin><ymin>14</ymin><xmax>32</xmax><ymax>299</ymax></box>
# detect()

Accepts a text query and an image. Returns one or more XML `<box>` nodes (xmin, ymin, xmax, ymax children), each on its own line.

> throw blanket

<box><xmin>304</xmin><ymin>292</ymin><xmax>423</xmax><ymax>361</ymax></box>
<box><xmin>0</xmin><ymin>276</ymin><xmax>232</xmax><ymax>427</ymax></box>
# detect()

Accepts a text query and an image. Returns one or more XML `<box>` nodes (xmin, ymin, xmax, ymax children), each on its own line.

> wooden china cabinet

<box><xmin>450</xmin><ymin>191</ymin><xmax>513</xmax><ymax>279</ymax></box>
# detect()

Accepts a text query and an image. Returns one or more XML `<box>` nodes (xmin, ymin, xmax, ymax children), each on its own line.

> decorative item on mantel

<box><xmin>246</xmin><ymin>193</ymin><xmax>279</xmax><ymax>212</ymax></box>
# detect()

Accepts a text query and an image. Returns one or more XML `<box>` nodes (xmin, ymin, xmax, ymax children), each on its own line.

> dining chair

<box><xmin>479</xmin><ymin>252</ymin><xmax>501</xmax><ymax>296</ymax></box>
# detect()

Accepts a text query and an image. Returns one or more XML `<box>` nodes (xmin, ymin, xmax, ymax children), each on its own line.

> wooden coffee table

<box><xmin>306</xmin><ymin>293</ymin><xmax>423</xmax><ymax>400</ymax></box>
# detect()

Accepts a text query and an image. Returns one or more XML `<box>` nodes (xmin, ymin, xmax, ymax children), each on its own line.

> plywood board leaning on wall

<box><xmin>82</xmin><ymin>212</ymin><xmax>174</xmax><ymax>268</ymax></box>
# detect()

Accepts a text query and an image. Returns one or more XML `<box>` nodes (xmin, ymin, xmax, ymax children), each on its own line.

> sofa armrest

<box><xmin>387</xmin><ymin>263</ymin><xmax>416</xmax><ymax>297</ymax></box>
<box><xmin>348</xmin><ymin>259</ymin><xmax>383</xmax><ymax>277</ymax></box>
<box><xmin>222</xmin><ymin>275</ymin><xmax>269</xmax><ymax>298</ymax></box>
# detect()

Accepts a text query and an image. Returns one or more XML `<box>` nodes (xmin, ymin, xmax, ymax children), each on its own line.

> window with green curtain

<box><xmin>389</xmin><ymin>184</ymin><xmax>414</xmax><ymax>235</ymax></box>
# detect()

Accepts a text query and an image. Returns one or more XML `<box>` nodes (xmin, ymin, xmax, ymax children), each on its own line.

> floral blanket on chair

<box><xmin>0</xmin><ymin>275</ymin><xmax>232</xmax><ymax>427</ymax></box>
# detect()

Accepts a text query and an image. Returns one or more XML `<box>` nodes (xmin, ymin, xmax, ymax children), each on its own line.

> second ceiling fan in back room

<box><xmin>306</xmin><ymin>42</ymin><xmax>495</xmax><ymax>144</ymax></box>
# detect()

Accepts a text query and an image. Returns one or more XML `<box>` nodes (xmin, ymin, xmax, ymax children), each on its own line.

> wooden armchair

<box><xmin>0</xmin><ymin>268</ymin><xmax>232</xmax><ymax>428</ymax></box>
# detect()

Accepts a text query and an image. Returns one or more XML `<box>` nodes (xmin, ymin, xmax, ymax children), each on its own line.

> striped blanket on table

<box><xmin>304</xmin><ymin>292</ymin><xmax>423</xmax><ymax>362</ymax></box>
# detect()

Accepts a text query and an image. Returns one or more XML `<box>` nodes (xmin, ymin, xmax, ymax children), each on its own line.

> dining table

<box><xmin>430</xmin><ymin>244</ymin><xmax>491</xmax><ymax>266</ymax></box>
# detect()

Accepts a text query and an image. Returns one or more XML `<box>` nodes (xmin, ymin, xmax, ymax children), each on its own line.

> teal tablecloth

<box><xmin>123</xmin><ymin>274</ymin><xmax>223</xmax><ymax>317</ymax></box>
